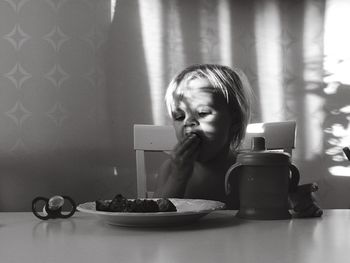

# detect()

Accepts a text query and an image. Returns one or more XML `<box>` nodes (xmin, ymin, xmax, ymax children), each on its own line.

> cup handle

<box><xmin>288</xmin><ymin>164</ymin><xmax>300</xmax><ymax>193</ymax></box>
<box><xmin>225</xmin><ymin>163</ymin><xmax>242</xmax><ymax>195</ymax></box>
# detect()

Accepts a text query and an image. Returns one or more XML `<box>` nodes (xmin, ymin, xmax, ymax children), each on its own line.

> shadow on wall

<box><xmin>105</xmin><ymin>0</ymin><xmax>153</xmax><ymax>198</ymax></box>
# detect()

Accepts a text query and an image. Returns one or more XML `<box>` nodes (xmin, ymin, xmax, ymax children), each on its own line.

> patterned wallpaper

<box><xmin>1</xmin><ymin>0</ymin><xmax>106</xmax><ymax>152</ymax></box>
<box><xmin>0</xmin><ymin>0</ymin><xmax>133</xmax><ymax>211</ymax></box>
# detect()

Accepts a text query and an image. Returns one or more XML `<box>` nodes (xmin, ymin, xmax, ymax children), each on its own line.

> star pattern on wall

<box><xmin>84</xmin><ymin>66</ymin><xmax>105</xmax><ymax>87</ymax></box>
<box><xmin>46</xmin><ymin>102</ymin><xmax>68</xmax><ymax>126</ymax></box>
<box><xmin>4</xmin><ymin>24</ymin><xmax>31</xmax><ymax>50</ymax></box>
<box><xmin>3</xmin><ymin>0</ymin><xmax>30</xmax><ymax>13</ymax></box>
<box><xmin>43</xmin><ymin>26</ymin><xmax>70</xmax><ymax>52</ymax></box>
<box><xmin>5</xmin><ymin>101</ymin><xmax>32</xmax><ymax>126</ymax></box>
<box><xmin>81</xmin><ymin>26</ymin><xmax>106</xmax><ymax>51</ymax></box>
<box><xmin>10</xmin><ymin>138</ymin><xmax>29</xmax><ymax>156</ymax></box>
<box><xmin>45</xmin><ymin>0</ymin><xmax>68</xmax><ymax>11</ymax></box>
<box><xmin>4</xmin><ymin>63</ymin><xmax>32</xmax><ymax>90</ymax></box>
<box><xmin>45</xmin><ymin>64</ymin><xmax>69</xmax><ymax>88</ymax></box>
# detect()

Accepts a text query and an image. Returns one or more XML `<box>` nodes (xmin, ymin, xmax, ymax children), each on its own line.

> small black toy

<box><xmin>32</xmin><ymin>195</ymin><xmax>76</xmax><ymax>220</ymax></box>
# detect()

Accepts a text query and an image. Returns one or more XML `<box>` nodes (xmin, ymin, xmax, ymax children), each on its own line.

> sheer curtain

<box><xmin>108</xmin><ymin>0</ymin><xmax>350</xmax><ymax>207</ymax></box>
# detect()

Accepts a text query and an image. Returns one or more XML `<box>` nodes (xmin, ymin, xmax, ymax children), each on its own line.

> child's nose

<box><xmin>184</xmin><ymin>115</ymin><xmax>199</xmax><ymax>127</ymax></box>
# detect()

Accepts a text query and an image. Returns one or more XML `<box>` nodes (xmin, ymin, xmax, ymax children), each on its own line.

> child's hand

<box><xmin>169</xmin><ymin>133</ymin><xmax>201</xmax><ymax>182</ymax></box>
<box><xmin>289</xmin><ymin>183</ymin><xmax>323</xmax><ymax>218</ymax></box>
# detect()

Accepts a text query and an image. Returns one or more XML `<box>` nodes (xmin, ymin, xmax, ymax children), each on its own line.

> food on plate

<box><xmin>157</xmin><ymin>198</ymin><xmax>177</xmax><ymax>212</ymax></box>
<box><xmin>95</xmin><ymin>194</ymin><xmax>177</xmax><ymax>213</ymax></box>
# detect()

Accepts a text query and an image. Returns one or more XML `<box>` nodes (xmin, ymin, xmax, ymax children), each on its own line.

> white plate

<box><xmin>77</xmin><ymin>198</ymin><xmax>226</xmax><ymax>227</ymax></box>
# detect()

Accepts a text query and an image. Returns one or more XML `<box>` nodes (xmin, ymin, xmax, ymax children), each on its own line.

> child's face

<box><xmin>172</xmin><ymin>77</ymin><xmax>233</xmax><ymax>162</ymax></box>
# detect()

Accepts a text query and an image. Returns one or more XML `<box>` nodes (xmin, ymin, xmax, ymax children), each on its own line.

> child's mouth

<box><xmin>184</xmin><ymin>131</ymin><xmax>202</xmax><ymax>141</ymax></box>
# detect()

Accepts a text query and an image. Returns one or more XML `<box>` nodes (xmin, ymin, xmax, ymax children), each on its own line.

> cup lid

<box><xmin>237</xmin><ymin>137</ymin><xmax>291</xmax><ymax>165</ymax></box>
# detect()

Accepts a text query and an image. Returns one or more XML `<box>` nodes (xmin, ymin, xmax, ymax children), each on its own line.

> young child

<box><xmin>154</xmin><ymin>63</ymin><xmax>323</xmax><ymax>216</ymax></box>
<box><xmin>154</xmin><ymin>64</ymin><xmax>251</xmax><ymax>208</ymax></box>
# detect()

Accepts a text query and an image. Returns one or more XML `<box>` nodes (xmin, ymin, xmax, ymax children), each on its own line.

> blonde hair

<box><xmin>165</xmin><ymin>64</ymin><xmax>252</xmax><ymax>150</ymax></box>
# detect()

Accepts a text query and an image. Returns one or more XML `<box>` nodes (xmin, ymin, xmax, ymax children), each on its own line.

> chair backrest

<box><xmin>133</xmin><ymin>121</ymin><xmax>296</xmax><ymax>198</ymax></box>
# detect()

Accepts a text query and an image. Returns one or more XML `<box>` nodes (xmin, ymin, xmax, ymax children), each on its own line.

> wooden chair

<box><xmin>134</xmin><ymin>121</ymin><xmax>297</xmax><ymax>198</ymax></box>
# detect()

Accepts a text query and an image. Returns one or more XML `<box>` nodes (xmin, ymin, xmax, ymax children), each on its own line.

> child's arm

<box><xmin>153</xmin><ymin>159</ymin><xmax>188</xmax><ymax>197</ymax></box>
<box><xmin>154</xmin><ymin>134</ymin><xmax>200</xmax><ymax>198</ymax></box>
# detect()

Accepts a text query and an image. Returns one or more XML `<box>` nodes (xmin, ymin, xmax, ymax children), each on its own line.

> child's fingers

<box><xmin>181</xmin><ymin>136</ymin><xmax>201</xmax><ymax>160</ymax></box>
<box><xmin>174</xmin><ymin>134</ymin><xmax>200</xmax><ymax>157</ymax></box>
<box><xmin>172</xmin><ymin>134</ymin><xmax>191</xmax><ymax>154</ymax></box>
<box><xmin>171</xmin><ymin>134</ymin><xmax>200</xmax><ymax>163</ymax></box>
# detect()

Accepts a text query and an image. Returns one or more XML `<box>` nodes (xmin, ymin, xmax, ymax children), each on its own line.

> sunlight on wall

<box><xmin>139</xmin><ymin>0</ymin><xmax>165</xmax><ymax>125</ymax></box>
<box><xmin>199</xmin><ymin>2</ymin><xmax>217</xmax><ymax>62</ymax></box>
<box><xmin>167</xmin><ymin>1</ymin><xmax>185</xmax><ymax>79</ymax></box>
<box><xmin>254</xmin><ymin>0</ymin><xmax>283</xmax><ymax>122</ymax></box>
<box><xmin>218</xmin><ymin>0</ymin><xmax>232</xmax><ymax>67</ymax></box>
<box><xmin>323</xmin><ymin>0</ymin><xmax>350</xmax><ymax>176</ymax></box>
<box><xmin>110</xmin><ymin>0</ymin><xmax>117</xmax><ymax>21</ymax></box>
<box><xmin>246</xmin><ymin>123</ymin><xmax>265</xmax><ymax>133</ymax></box>
<box><xmin>303</xmin><ymin>0</ymin><xmax>326</xmax><ymax>160</ymax></box>
<box><xmin>324</xmin><ymin>0</ymin><xmax>350</xmax><ymax>88</ymax></box>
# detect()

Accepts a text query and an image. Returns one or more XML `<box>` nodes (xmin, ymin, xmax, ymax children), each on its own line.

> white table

<box><xmin>1</xmin><ymin>210</ymin><xmax>349</xmax><ymax>263</ymax></box>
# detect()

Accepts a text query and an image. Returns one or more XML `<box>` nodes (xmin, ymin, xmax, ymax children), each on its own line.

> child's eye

<box><xmin>173</xmin><ymin>112</ymin><xmax>185</xmax><ymax>121</ymax></box>
<box><xmin>198</xmin><ymin>111</ymin><xmax>211</xmax><ymax>117</ymax></box>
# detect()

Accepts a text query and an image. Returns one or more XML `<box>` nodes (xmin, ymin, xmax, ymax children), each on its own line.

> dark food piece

<box><xmin>133</xmin><ymin>199</ymin><xmax>159</xmax><ymax>212</ymax></box>
<box><xmin>109</xmin><ymin>194</ymin><xmax>128</xmax><ymax>212</ymax></box>
<box><xmin>95</xmin><ymin>199</ymin><xmax>110</xmax><ymax>211</ymax></box>
<box><xmin>95</xmin><ymin>194</ymin><xmax>177</xmax><ymax>213</ymax></box>
<box><xmin>157</xmin><ymin>198</ymin><xmax>177</xmax><ymax>212</ymax></box>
